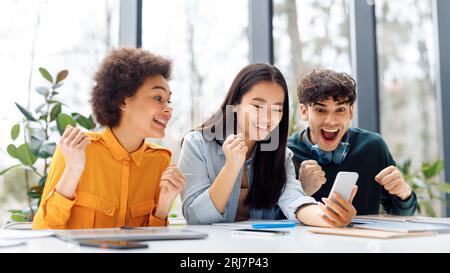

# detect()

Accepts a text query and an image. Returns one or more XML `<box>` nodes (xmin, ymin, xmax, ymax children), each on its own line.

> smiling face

<box><xmin>120</xmin><ymin>75</ymin><xmax>173</xmax><ymax>138</ymax></box>
<box><xmin>235</xmin><ymin>81</ymin><xmax>285</xmax><ymax>141</ymax></box>
<box><xmin>299</xmin><ymin>97</ymin><xmax>353</xmax><ymax>151</ymax></box>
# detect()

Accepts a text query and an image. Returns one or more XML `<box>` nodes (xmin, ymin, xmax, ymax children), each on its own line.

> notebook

<box><xmin>308</xmin><ymin>227</ymin><xmax>436</xmax><ymax>239</ymax></box>
<box><xmin>354</xmin><ymin>215</ymin><xmax>450</xmax><ymax>226</ymax></box>
<box><xmin>54</xmin><ymin>227</ymin><xmax>208</xmax><ymax>241</ymax></box>
<box><xmin>351</xmin><ymin>221</ymin><xmax>450</xmax><ymax>233</ymax></box>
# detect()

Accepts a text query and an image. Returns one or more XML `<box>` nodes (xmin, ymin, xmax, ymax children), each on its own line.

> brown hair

<box><xmin>90</xmin><ymin>47</ymin><xmax>172</xmax><ymax>127</ymax></box>
<box><xmin>297</xmin><ymin>69</ymin><xmax>356</xmax><ymax>105</ymax></box>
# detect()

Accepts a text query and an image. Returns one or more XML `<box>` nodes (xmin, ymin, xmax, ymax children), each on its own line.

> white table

<box><xmin>2</xmin><ymin>225</ymin><xmax>450</xmax><ymax>253</ymax></box>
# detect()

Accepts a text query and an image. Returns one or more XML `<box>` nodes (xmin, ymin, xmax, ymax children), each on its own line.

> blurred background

<box><xmin>1</xmin><ymin>0</ymin><xmax>449</xmax><ymax>224</ymax></box>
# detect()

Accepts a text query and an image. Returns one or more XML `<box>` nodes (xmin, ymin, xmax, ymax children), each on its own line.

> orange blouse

<box><xmin>32</xmin><ymin>127</ymin><xmax>171</xmax><ymax>229</ymax></box>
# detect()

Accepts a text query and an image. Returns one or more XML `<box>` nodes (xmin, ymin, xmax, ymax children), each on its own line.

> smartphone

<box><xmin>76</xmin><ymin>240</ymin><xmax>148</xmax><ymax>249</ymax></box>
<box><xmin>232</xmin><ymin>229</ymin><xmax>290</xmax><ymax>236</ymax></box>
<box><xmin>328</xmin><ymin>171</ymin><xmax>359</xmax><ymax>202</ymax></box>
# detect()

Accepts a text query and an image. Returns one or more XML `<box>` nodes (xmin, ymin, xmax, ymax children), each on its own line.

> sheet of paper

<box><xmin>0</xmin><ymin>240</ymin><xmax>27</xmax><ymax>248</ymax></box>
<box><xmin>308</xmin><ymin>227</ymin><xmax>435</xmax><ymax>239</ymax></box>
<box><xmin>354</xmin><ymin>215</ymin><xmax>450</xmax><ymax>225</ymax></box>
<box><xmin>352</xmin><ymin>221</ymin><xmax>449</xmax><ymax>233</ymax></box>
<box><xmin>0</xmin><ymin>230</ymin><xmax>54</xmax><ymax>240</ymax></box>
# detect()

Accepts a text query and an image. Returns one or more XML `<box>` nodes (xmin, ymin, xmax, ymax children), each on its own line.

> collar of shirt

<box><xmin>100</xmin><ymin>127</ymin><xmax>148</xmax><ymax>166</ymax></box>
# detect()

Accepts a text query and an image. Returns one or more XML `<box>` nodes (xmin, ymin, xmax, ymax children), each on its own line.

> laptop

<box><xmin>54</xmin><ymin>227</ymin><xmax>208</xmax><ymax>241</ymax></box>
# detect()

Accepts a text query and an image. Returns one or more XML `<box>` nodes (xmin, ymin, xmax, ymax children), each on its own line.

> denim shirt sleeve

<box><xmin>277</xmin><ymin>148</ymin><xmax>317</xmax><ymax>222</ymax></box>
<box><xmin>178</xmin><ymin>131</ymin><xmax>226</xmax><ymax>225</ymax></box>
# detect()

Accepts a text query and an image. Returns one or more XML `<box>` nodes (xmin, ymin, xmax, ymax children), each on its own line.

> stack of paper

<box><xmin>308</xmin><ymin>227</ymin><xmax>435</xmax><ymax>239</ymax></box>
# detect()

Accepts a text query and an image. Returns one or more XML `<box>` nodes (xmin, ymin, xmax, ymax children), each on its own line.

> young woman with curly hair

<box><xmin>32</xmin><ymin>48</ymin><xmax>185</xmax><ymax>229</ymax></box>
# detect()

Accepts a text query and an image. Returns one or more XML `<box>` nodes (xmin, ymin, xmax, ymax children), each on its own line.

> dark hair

<box><xmin>194</xmin><ymin>63</ymin><xmax>290</xmax><ymax>210</ymax></box>
<box><xmin>297</xmin><ymin>69</ymin><xmax>356</xmax><ymax>105</ymax></box>
<box><xmin>90</xmin><ymin>47</ymin><xmax>172</xmax><ymax>127</ymax></box>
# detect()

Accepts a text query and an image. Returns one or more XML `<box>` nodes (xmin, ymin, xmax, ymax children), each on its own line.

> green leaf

<box><xmin>27</xmin><ymin>191</ymin><xmax>42</xmax><ymax>199</ymax></box>
<box><xmin>38</xmin><ymin>175</ymin><xmax>47</xmax><ymax>188</ymax></box>
<box><xmin>50</xmin><ymin>103</ymin><xmax>62</xmax><ymax>122</ymax></box>
<box><xmin>30</xmin><ymin>127</ymin><xmax>46</xmax><ymax>140</ymax></box>
<box><xmin>39</xmin><ymin>114</ymin><xmax>48</xmax><ymax>121</ymax></box>
<box><xmin>15</xmin><ymin>102</ymin><xmax>37</xmax><ymax>122</ymax></box>
<box><xmin>30</xmin><ymin>135</ymin><xmax>43</xmax><ymax>155</ymax></box>
<box><xmin>421</xmin><ymin>161</ymin><xmax>443</xmax><ymax>179</ymax></box>
<box><xmin>15</xmin><ymin>143</ymin><xmax>38</xmax><ymax>166</ymax></box>
<box><xmin>10</xmin><ymin>213</ymin><xmax>28</xmax><ymax>222</ymax></box>
<box><xmin>398</xmin><ymin>159</ymin><xmax>411</xmax><ymax>176</ymax></box>
<box><xmin>35</xmin><ymin>103</ymin><xmax>47</xmax><ymax>114</ymax></box>
<box><xmin>72</xmin><ymin>112</ymin><xmax>93</xmax><ymax>130</ymax></box>
<box><xmin>7</xmin><ymin>144</ymin><xmax>18</xmax><ymax>158</ymax></box>
<box><xmin>52</xmin><ymin>82</ymin><xmax>63</xmax><ymax>90</ymax></box>
<box><xmin>55</xmin><ymin>70</ymin><xmax>68</xmax><ymax>84</ymax></box>
<box><xmin>39</xmin><ymin>67</ymin><xmax>53</xmax><ymax>83</ymax></box>
<box><xmin>440</xmin><ymin>182</ymin><xmax>450</xmax><ymax>193</ymax></box>
<box><xmin>422</xmin><ymin>201</ymin><xmax>436</xmax><ymax>217</ymax></box>
<box><xmin>11</xmin><ymin>124</ymin><xmax>20</xmax><ymax>140</ymax></box>
<box><xmin>35</xmin><ymin>86</ymin><xmax>49</xmax><ymax>97</ymax></box>
<box><xmin>56</xmin><ymin>113</ymin><xmax>76</xmax><ymax>135</ymax></box>
<box><xmin>431</xmin><ymin>160</ymin><xmax>444</xmax><ymax>175</ymax></box>
<box><xmin>37</xmin><ymin>141</ymin><xmax>56</xmax><ymax>158</ymax></box>
<box><xmin>7</xmin><ymin>209</ymin><xmax>23</xmax><ymax>214</ymax></box>
<box><xmin>0</xmin><ymin>164</ymin><xmax>22</xmax><ymax>176</ymax></box>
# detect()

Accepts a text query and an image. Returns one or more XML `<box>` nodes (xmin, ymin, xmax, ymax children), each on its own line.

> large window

<box><xmin>0</xmin><ymin>0</ymin><xmax>120</xmax><ymax>223</ymax></box>
<box><xmin>376</xmin><ymin>0</ymin><xmax>443</xmax><ymax>216</ymax></box>
<box><xmin>376</xmin><ymin>0</ymin><xmax>438</xmax><ymax>168</ymax></box>
<box><xmin>273</xmin><ymin>0</ymin><xmax>352</xmax><ymax>135</ymax></box>
<box><xmin>142</xmin><ymin>0</ymin><xmax>250</xmax><ymax>162</ymax></box>
<box><xmin>142</xmin><ymin>0</ymin><xmax>249</xmax><ymax>219</ymax></box>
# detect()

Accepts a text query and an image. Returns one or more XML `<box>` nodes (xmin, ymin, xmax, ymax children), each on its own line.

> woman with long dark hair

<box><xmin>178</xmin><ymin>63</ymin><xmax>357</xmax><ymax>226</ymax></box>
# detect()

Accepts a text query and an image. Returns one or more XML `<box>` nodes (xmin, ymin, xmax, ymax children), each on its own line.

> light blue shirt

<box><xmin>178</xmin><ymin>131</ymin><xmax>317</xmax><ymax>225</ymax></box>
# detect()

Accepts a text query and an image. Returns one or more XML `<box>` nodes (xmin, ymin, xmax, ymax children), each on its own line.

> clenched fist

<box><xmin>299</xmin><ymin>160</ymin><xmax>326</xmax><ymax>196</ymax></box>
<box><xmin>223</xmin><ymin>133</ymin><xmax>248</xmax><ymax>172</ymax></box>
<box><xmin>375</xmin><ymin>165</ymin><xmax>412</xmax><ymax>200</ymax></box>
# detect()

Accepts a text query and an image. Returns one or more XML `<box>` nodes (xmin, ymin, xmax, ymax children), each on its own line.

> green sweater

<box><xmin>287</xmin><ymin>127</ymin><xmax>417</xmax><ymax>216</ymax></box>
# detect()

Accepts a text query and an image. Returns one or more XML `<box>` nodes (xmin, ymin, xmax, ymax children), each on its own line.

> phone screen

<box><xmin>328</xmin><ymin>171</ymin><xmax>359</xmax><ymax>202</ymax></box>
<box><xmin>76</xmin><ymin>240</ymin><xmax>148</xmax><ymax>249</ymax></box>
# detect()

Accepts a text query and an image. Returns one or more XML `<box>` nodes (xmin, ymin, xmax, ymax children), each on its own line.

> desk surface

<box><xmin>2</xmin><ymin>225</ymin><xmax>450</xmax><ymax>253</ymax></box>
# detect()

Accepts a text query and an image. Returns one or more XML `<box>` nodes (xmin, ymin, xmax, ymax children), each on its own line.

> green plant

<box><xmin>398</xmin><ymin>159</ymin><xmax>450</xmax><ymax>217</ymax></box>
<box><xmin>0</xmin><ymin>67</ymin><xmax>95</xmax><ymax>222</ymax></box>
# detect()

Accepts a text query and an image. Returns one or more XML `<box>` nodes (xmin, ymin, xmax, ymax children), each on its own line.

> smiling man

<box><xmin>287</xmin><ymin>69</ymin><xmax>417</xmax><ymax>215</ymax></box>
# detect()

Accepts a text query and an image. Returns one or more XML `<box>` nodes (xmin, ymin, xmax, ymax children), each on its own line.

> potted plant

<box><xmin>0</xmin><ymin>67</ymin><xmax>95</xmax><ymax>222</ymax></box>
<box><xmin>398</xmin><ymin>159</ymin><xmax>450</xmax><ymax>217</ymax></box>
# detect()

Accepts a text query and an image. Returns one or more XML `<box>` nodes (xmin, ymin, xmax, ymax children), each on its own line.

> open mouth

<box><xmin>153</xmin><ymin>117</ymin><xmax>168</xmax><ymax>128</ymax></box>
<box><xmin>320</xmin><ymin>128</ymin><xmax>339</xmax><ymax>142</ymax></box>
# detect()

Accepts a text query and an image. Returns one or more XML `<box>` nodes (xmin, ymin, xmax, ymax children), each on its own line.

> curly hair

<box><xmin>297</xmin><ymin>69</ymin><xmax>356</xmax><ymax>105</ymax></box>
<box><xmin>90</xmin><ymin>47</ymin><xmax>172</xmax><ymax>127</ymax></box>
